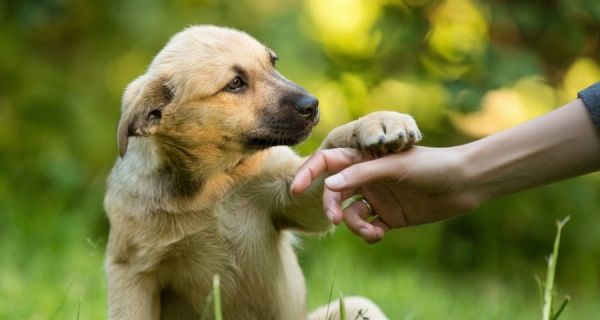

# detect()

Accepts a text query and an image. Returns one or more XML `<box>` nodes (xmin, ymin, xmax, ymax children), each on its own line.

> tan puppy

<box><xmin>104</xmin><ymin>25</ymin><xmax>421</xmax><ymax>320</ymax></box>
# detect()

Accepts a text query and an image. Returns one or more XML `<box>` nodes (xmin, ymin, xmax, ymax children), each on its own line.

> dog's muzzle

<box><xmin>243</xmin><ymin>91</ymin><xmax>320</xmax><ymax>150</ymax></box>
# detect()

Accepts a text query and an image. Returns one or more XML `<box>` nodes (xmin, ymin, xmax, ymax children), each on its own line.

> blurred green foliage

<box><xmin>1</xmin><ymin>0</ymin><xmax>600</xmax><ymax>319</ymax></box>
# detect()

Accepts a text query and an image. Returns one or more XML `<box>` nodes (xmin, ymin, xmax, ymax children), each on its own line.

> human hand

<box><xmin>291</xmin><ymin>146</ymin><xmax>481</xmax><ymax>243</ymax></box>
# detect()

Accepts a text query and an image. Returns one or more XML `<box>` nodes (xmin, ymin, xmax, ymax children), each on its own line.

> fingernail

<box><xmin>290</xmin><ymin>174</ymin><xmax>303</xmax><ymax>194</ymax></box>
<box><xmin>325</xmin><ymin>174</ymin><xmax>344</xmax><ymax>188</ymax></box>
<box><xmin>359</xmin><ymin>227</ymin><xmax>370</xmax><ymax>239</ymax></box>
<box><xmin>290</xmin><ymin>183</ymin><xmax>299</xmax><ymax>195</ymax></box>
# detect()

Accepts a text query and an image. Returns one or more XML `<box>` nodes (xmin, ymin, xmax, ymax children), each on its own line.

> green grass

<box><xmin>302</xmin><ymin>226</ymin><xmax>600</xmax><ymax>320</ymax></box>
<box><xmin>0</xmin><ymin>210</ymin><xmax>106</xmax><ymax>320</ymax></box>
<box><xmin>338</xmin><ymin>293</ymin><xmax>346</xmax><ymax>320</ymax></box>
<box><xmin>541</xmin><ymin>216</ymin><xmax>570</xmax><ymax>320</ymax></box>
<box><xmin>212</xmin><ymin>275</ymin><xmax>223</xmax><ymax>320</ymax></box>
<box><xmin>2</xmin><ymin>216</ymin><xmax>600</xmax><ymax>319</ymax></box>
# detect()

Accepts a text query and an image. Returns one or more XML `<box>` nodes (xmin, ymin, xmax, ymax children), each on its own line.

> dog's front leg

<box><xmin>106</xmin><ymin>264</ymin><xmax>160</xmax><ymax>320</ymax></box>
<box><xmin>320</xmin><ymin>111</ymin><xmax>421</xmax><ymax>154</ymax></box>
<box><xmin>260</xmin><ymin>147</ymin><xmax>332</xmax><ymax>233</ymax></box>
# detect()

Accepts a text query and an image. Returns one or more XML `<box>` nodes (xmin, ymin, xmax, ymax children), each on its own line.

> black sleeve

<box><xmin>578</xmin><ymin>82</ymin><xmax>600</xmax><ymax>128</ymax></box>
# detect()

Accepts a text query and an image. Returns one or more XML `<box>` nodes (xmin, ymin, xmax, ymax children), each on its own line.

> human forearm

<box><xmin>460</xmin><ymin>99</ymin><xmax>600</xmax><ymax>203</ymax></box>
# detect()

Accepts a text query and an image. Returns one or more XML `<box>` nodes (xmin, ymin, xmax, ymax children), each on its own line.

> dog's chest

<box><xmin>154</xmin><ymin>198</ymin><xmax>305</xmax><ymax>318</ymax></box>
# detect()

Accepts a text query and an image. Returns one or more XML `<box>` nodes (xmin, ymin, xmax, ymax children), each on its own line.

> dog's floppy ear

<box><xmin>117</xmin><ymin>75</ymin><xmax>173</xmax><ymax>157</ymax></box>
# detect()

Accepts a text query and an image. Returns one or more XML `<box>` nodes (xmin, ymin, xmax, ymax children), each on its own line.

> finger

<box><xmin>323</xmin><ymin>188</ymin><xmax>356</xmax><ymax>225</ymax></box>
<box><xmin>370</xmin><ymin>217</ymin><xmax>390</xmax><ymax>240</ymax></box>
<box><xmin>322</xmin><ymin>187</ymin><xmax>343</xmax><ymax>224</ymax></box>
<box><xmin>291</xmin><ymin>148</ymin><xmax>368</xmax><ymax>194</ymax></box>
<box><xmin>290</xmin><ymin>165</ymin><xmax>316</xmax><ymax>195</ymax></box>
<box><xmin>343</xmin><ymin>200</ymin><xmax>380</xmax><ymax>243</ymax></box>
<box><xmin>324</xmin><ymin>156</ymin><xmax>398</xmax><ymax>192</ymax></box>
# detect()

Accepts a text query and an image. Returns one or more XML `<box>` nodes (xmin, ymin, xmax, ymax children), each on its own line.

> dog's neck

<box><xmin>107</xmin><ymin>137</ymin><xmax>263</xmax><ymax>215</ymax></box>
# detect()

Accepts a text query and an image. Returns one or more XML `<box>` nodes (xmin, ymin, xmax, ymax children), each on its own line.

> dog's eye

<box><xmin>225</xmin><ymin>76</ymin><xmax>246</xmax><ymax>92</ymax></box>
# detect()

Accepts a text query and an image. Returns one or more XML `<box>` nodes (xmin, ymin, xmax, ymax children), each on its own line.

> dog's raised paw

<box><xmin>353</xmin><ymin>111</ymin><xmax>421</xmax><ymax>156</ymax></box>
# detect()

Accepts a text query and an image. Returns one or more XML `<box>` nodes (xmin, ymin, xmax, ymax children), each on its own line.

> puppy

<box><xmin>104</xmin><ymin>25</ymin><xmax>421</xmax><ymax>320</ymax></box>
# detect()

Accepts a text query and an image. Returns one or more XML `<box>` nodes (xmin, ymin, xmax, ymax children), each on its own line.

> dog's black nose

<box><xmin>295</xmin><ymin>95</ymin><xmax>319</xmax><ymax>120</ymax></box>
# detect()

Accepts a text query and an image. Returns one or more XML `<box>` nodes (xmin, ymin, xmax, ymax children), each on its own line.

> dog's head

<box><xmin>117</xmin><ymin>25</ymin><xmax>319</xmax><ymax>162</ymax></box>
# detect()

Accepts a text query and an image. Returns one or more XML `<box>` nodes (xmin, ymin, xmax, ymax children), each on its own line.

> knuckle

<box><xmin>314</xmin><ymin>149</ymin><xmax>327</xmax><ymax>158</ymax></box>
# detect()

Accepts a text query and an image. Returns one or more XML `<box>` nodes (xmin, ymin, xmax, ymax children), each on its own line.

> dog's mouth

<box><xmin>244</xmin><ymin>127</ymin><xmax>313</xmax><ymax>149</ymax></box>
<box><xmin>244</xmin><ymin>100</ymin><xmax>320</xmax><ymax>150</ymax></box>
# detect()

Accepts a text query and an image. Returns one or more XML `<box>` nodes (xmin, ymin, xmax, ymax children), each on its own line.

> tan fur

<box><xmin>104</xmin><ymin>25</ymin><xmax>420</xmax><ymax>320</ymax></box>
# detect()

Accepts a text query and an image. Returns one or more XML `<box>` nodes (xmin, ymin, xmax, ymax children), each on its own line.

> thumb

<box><xmin>324</xmin><ymin>156</ymin><xmax>399</xmax><ymax>191</ymax></box>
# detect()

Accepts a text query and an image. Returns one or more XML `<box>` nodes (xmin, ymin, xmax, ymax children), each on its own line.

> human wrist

<box><xmin>454</xmin><ymin>141</ymin><xmax>498</xmax><ymax>207</ymax></box>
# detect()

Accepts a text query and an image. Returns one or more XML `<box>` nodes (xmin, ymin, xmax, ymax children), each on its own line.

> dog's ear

<box><xmin>117</xmin><ymin>75</ymin><xmax>173</xmax><ymax>157</ymax></box>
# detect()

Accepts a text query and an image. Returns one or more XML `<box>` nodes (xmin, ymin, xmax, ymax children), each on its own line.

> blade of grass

<box><xmin>49</xmin><ymin>277</ymin><xmax>77</xmax><ymax>320</ymax></box>
<box><xmin>542</xmin><ymin>216</ymin><xmax>570</xmax><ymax>320</ymax></box>
<box><xmin>325</xmin><ymin>267</ymin><xmax>337</xmax><ymax>320</ymax></box>
<box><xmin>535</xmin><ymin>275</ymin><xmax>544</xmax><ymax>311</ymax></box>
<box><xmin>339</xmin><ymin>292</ymin><xmax>346</xmax><ymax>320</ymax></box>
<box><xmin>75</xmin><ymin>299</ymin><xmax>81</xmax><ymax>320</ymax></box>
<box><xmin>213</xmin><ymin>274</ymin><xmax>223</xmax><ymax>320</ymax></box>
<box><xmin>551</xmin><ymin>296</ymin><xmax>570</xmax><ymax>320</ymax></box>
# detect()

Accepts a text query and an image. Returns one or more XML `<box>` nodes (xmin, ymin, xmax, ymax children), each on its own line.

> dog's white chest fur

<box><xmin>158</xmin><ymin>195</ymin><xmax>306</xmax><ymax>319</ymax></box>
<box><xmin>105</xmin><ymin>142</ymin><xmax>308</xmax><ymax>319</ymax></box>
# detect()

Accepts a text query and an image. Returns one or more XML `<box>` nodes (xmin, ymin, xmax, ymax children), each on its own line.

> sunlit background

<box><xmin>1</xmin><ymin>0</ymin><xmax>600</xmax><ymax>319</ymax></box>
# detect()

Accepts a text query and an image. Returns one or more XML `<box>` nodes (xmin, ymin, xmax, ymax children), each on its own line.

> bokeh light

<box><xmin>305</xmin><ymin>0</ymin><xmax>382</xmax><ymax>57</ymax></box>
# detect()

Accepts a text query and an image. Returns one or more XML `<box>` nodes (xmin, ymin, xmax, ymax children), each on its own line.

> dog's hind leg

<box><xmin>308</xmin><ymin>296</ymin><xmax>388</xmax><ymax>320</ymax></box>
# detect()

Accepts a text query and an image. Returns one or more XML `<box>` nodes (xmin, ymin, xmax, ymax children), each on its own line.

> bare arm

<box><xmin>462</xmin><ymin>99</ymin><xmax>600</xmax><ymax>201</ymax></box>
<box><xmin>292</xmin><ymin>99</ymin><xmax>600</xmax><ymax>243</ymax></box>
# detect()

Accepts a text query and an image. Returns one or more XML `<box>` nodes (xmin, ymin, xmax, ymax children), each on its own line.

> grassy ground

<box><xmin>302</xmin><ymin>227</ymin><xmax>600</xmax><ymax>320</ymax></box>
<box><xmin>1</xmin><ymin>215</ymin><xmax>599</xmax><ymax>319</ymax></box>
